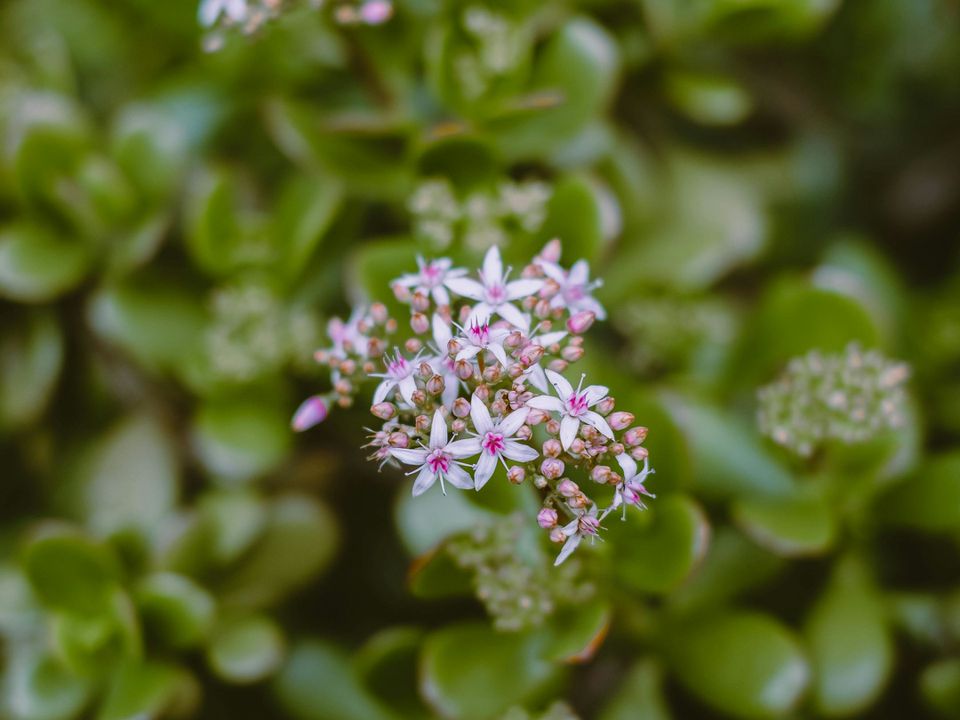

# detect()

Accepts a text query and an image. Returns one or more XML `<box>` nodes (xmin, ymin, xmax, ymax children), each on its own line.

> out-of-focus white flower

<box><xmin>371</xmin><ymin>350</ymin><xmax>420</xmax><ymax>406</ymax></box>
<box><xmin>391</xmin><ymin>410</ymin><xmax>480</xmax><ymax>496</ymax></box>
<box><xmin>467</xmin><ymin>394</ymin><xmax>538</xmax><ymax>490</ymax></box>
<box><xmin>541</xmin><ymin>259</ymin><xmax>606</xmax><ymax>320</ymax></box>
<box><xmin>526</xmin><ymin>369</ymin><xmax>613</xmax><ymax>450</ymax></box>
<box><xmin>554</xmin><ymin>505</ymin><xmax>601</xmax><ymax>566</ymax></box>
<box><xmin>455</xmin><ymin>314</ymin><xmax>511</xmax><ymax>369</ymax></box>
<box><xmin>611</xmin><ymin>453</ymin><xmax>655</xmax><ymax>518</ymax></box>
<box><xmin>393</xmin><ymin>256</ymin><xmax>467</xmax><ymax>307</ymax></box>
<box><xmin>327</xmin><ymin>306</ymin><xmax>368</xmax><ymax>359</ymax></box>
<box><xmin>445</xmin><ymin>246</ymin><xmax>542</xmax><ymax>331</ymax></box>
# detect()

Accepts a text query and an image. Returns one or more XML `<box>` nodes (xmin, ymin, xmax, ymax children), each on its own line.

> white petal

<box><xmin>466</xmin><ymin>303</ymin><xmax>493</xmax><ymax>328</ymax></box>
<box><xmin>372</xmin><ymin>379</ymin><xmax>395</xmax><ymax>405</ymax></box>
<box><xmin>431</xmin><ymin>286</ymin><xmax>451</xmax><ymax>306</ymax></box>
<box><xmin>444</xmin><ymin>277</ymin><xmax>485</xmax><ymax>300</ymax></box>
<box><xmin>502</xmin><ymin>440</ymin><xmax>539</xmax><ymax>463</ymax></box>
<box><xmin>391</xmin><ymin>448</ymin><xmax>429</xmax><ymax>465</ymax></box>
<box><xmin>578</xmin><ymin>296</ymin><xmax>607</xmax><ymax>321</ymax></box>
<box><xmin>539</xmin><ymin>261</ymin><xmax>566</xmax><ymax>284</ymax></box>
<box><xmin>545</xmin><ymin>369</ymin><xmax>573</xmax><ymax>399</ymax></box>
<box><xmin>554</xmin><ymin>534</ymin><xmax>582</xmax><ymax>566</ymax></box>
<box><xmin>615</xmin><ymin>453</ymin><xmax>637</xmax><ymax>480</ymax></box>
<box><xmin>473</xmin><ymin>452</ymin><xmax>497</xmax><ymax>490</ymax></box>
<box><xmin>398</xmin><ymin>375</ymin><xmax>418</xmax><ymax>406</ymax></box>
<box><xmin>456</xmin><ymin>346</ymin><xmax>482</xmax><ymax>362</ymax></box>
<box><xmin>495</xmin><ymin>302</ymin><xmax>529</xmax><ymax>332</ymax></box>
<box><xmin>482</xmin><ymin>245</ymin><xmax>503</xmax><ymax>285</ymax></box>
<box><xmin>441</xmin><ymin>379</ymin><xmax>460</xmax><ymax>408</ymax></box>
<box><xmin>582</xmin><ymin>410</ymin><xmax>614</xmax><ymax>439</ymax></box>
<box><xmin>569</xmin><ymin>260</ymin><xmax>590</xmax><ymax>286</ymax></box>
<box><xmin>505</xmin><ymin>278</ymin><xmax>544</xmax><ymax>300</ymax></box>
<box><xmin>432</xmin><ymin>314</ymin><xmax>452</xmax><ymax>346</ymax></box>
<box><xmin>497</xmin><ymin>407</ymin><xmax>529</xmax><ymax>436</ymax></box>
<box><xmin>394</xmin><ymin>273</ymin><xmax>421</xmax><ymax>288</ymax></box>
<box><xmin>535</xmin><ymin>330</ymin><xmax>567</xmax><ymax>347</ymax></box>
<box><xmin>470</xmin><ymin>394</ymin><xmax>494</xmax><ymax>434</ymax></box>
<box><xmin>430</xmin><ymin>409</ymin><xmax>448</xmax><ymax>448</ymax></box>
<box><xmin>560</xmin><ymin>415</ymin><xmax>580</xmax><ymax>450</ymax></box>
<box><xmin>446</xmin><ymin>437</ymin><xmax>482</xmax><ymax>458</ymax></box>
<box><xmin>584</xmin><ymin>385</ymin><xmax>609</xmax><ymax>406</ymax></box>
<box><xmin>488</xmin><ymin>343</ymin><xmax>509</xmax><ymax>369</ymax></box>
<box><xmin>412</xmin><ymin>467</ymin><xmax>436</xmax><ymax>497</ymax></box>
<box><xmin>525</xmin><ymin>395</ymin><xmax>563</xmax><ymax>412</ymax></box>
<box><xmin>444</xmin><ymin>463</ymin><xmax>474</xmax><ymax>490</ymax></box>
<box><xmin>525</xmin><ymin>364</ymin><xmax>549</xmax><ymax>393</ymax></box>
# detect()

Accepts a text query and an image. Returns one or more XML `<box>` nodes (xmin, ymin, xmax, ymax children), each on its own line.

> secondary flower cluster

<box><xmin>294</xmin><ymin>242</ymin><xmax>655</xmax><ymax>565</ymax></box>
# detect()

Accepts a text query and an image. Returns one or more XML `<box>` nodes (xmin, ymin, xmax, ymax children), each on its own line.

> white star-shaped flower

<box><xmin>393</xmin><ymin>256</ymin><xmax>467</xmax><ymax>307</ymax></box>
<box><xmin>390</xmin><ymin>410</ymin><xmax>480</xmax><ymax>496</ymax></box>
<box><xmin>526</xmin><ymin>369</ymin><xmax>613</xmax><ymax>450</ymax></box>
<box><xmin>445</xmin><ymin>245</ymin><xmax>542</xmax><ymax>331</ymax></box>
<box><xmin>467</xmin><ymin>394</ymin><xmax>538</xmax><ymax>490</ymax></box>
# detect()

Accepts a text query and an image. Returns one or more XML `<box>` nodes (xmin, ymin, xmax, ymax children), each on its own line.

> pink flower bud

<box><xmin>557</xmin><ymin>478</ymin><xmax>579</xmax><ymax>497</ymax></box>
<box><xmin>610</xmin><ymin>443</ymin><xmax>625</xmax><ymax>456</ymax></box>
<box><xmin>483</xmin><ymin>365</ymin><xmax>501</xmax><ymax>383</ymax></box>
<box><xmin>596</xmin><ymin>397</ymin><xmax>616</xmax><ymax>415</ymax></box>
<box><xmin>624</xmin><ymin>426</ymin><xmax>649</xmax><ymax>446</ymax></box>
<box><xmin>491</xmin><ymin>399</ymin><xmax>508</xmax><ymax>416</ymax></box>
<box><xmin>411</xmin><ymin>292</ymin><xmax>430</xmax><ymax>312</ymax></box>
<box><xmin>362</xmin><ymin>360</ymin><xmax>375</xmax><ymax>374</ymax></box>
<box><xmin>371</xmin><ymin>303</ymin><xmax>388</xmax><ymax>324</ymax></box>
<box><xmin>567</xmin><ymin>311</ymin><xmax>596</xmax><ymax>335</ymax></box>
<box><xmin>561</xmin><ymin>345</ymin><xmax>584</xmax><ymax>362</ymax></box>
<box><xmin>334</xmin><ymin>379</ymin><xmax>353</xmax><ymax>395</ymax></box>
<box><xmin>385</xmin><ymin>318</ymin><xmax>398</xmax><ymax>333</ymax></box>
<box><xmin>590</xmin><ymin>465</ymin><xmax>611</xmax><ymax>484</ymax></box>
<box><xmin>519</xmin><ymin>344</ymin><xmax>544</xmax><ymax>366</ymax></box>
<box><xmin>537</xmin><ymin>507</ymin><xmax>559</xmax><ymax>529</ymax></box>
<box><xmin>540</xmin><ymin>279</ymin><xmax>560</xmax><ymax>299</ymax></box>
<box><xmin>452</xmin><ymin>419</ymin><xmax>466</xmax><ymax>433</ymax></box>
<box><xmin>415</xmin><ymin>414</ymin><xmax>430</xmax><ymax>432</ymax></box>
<box><xmin>507</xmin><ymin>466</ymin><xmax>526</xmax><ymax>484</ymax></box>
<box><xmin>337</xmin><ymin>396</ymin><xmax>352</xmax><ymax>408</ymax></box>
<box><xmin>411</xmin><ymin>390</ymin><xmax>427</xmax><ymax>407</ymax></box>
<box><xmin>608</xmin><ymin>411</ymin><xmax>635</xmax><ymax>431</ymax></box>
<box><xmin>504</xmin><ymin>331</ymin><xmax>523</xmax><ymax>349</ymax></box>
<box><xmin>314</xmin><ymin>349</ymin><xmax>329</xmax><ymax>364</ymax></box>
<box><xmin>340</xmin><ymin>359</ymin><xmax>357</xmax><ymax>376</ymax></box>
<box><xmin>509</xmin><ymin>363</ymin><xmax>524</xmax><ymax>378</ymax></box>
<box><xmin>370</xmin><ymin>402</ymin><xmax>397</xmax><ymax>420</ymax></box>
<box><xmin>367</xmin><ymin>337</ymin><xmax>385</xmax><ymax>357</ymax></box>
<box><xmin>392</xmin><ymin>284</ymin><xmax>411</xmax><ymax>302</ymax></box>
<box><xmin>630</xmin><ymin>446</ymin><xmax>650</xmax><ymax>461</ymax></box>
<box><xmin>388</xmin><ymin>432</ymin><xmax>409</xmax><ymax>448</ymax></box>
<box><xmin>360</xmin><ymin>0</ymin><xmax>393</xmax><ymax>25</ymax></box>
<box><xmin>570</xmin><ymin>438</ymin><xmax>586</xmax><ymax>454</ymax></box>
<box><xmin>549</xmin><ymin>527</ymin><xmax>566</xmax><ymax>544</ymax></box>
<box><xmin>545</xmin><ymin>419</ymin><xmax>561</xmax><ymax>435</ymax></box>
<box><xmin>547</xmin><ymin>359</ymin><xmax>568</xmax><ymax>373</ymax></box>
<box><xmin>411</xmin><ymin>312</ymin><xmax>430</xmax><ymax>334</ymax></box>
<box><xmin>426</xmin><ymin>374</ymin><xmax>445</xmax><ymax>395</ymax></box>
<box><xmin>455</xmin><ymin>360</ymin><xmax>474</xmax><ymax>380</ymax></box>
<box><xmin>447</xmin><ymin>338</ymin><xmax>462</xmax><ymax>356</ymax></box>
<box><xmin>568</xmin><ymin>492</ymin><xmax>588</xmax><ymax>509</ymax></box>
<box><xmin>542</xmin><ymin>439</ymin><xmax>562</xmax><ymax>458</ymax></box>
<box><xmin>405</xmin><ymin>338</ymin><xmax>422</xmax><ymax>354</ymax></box>
<box><xmin>292</xmin><ymin>396</ymin><xmax>328</xmax><ymax>431</ymax></box>
<box><xmin>526</xmin><ymin>409</ymin><xmax>547</xmax><ymax>425</ymax></box>
<box><xmin>452</xmin><ymin>397</ymin><xmax>471</xmax><ymax>418</ymax></box>
<box><xmin>515</xmin><ymin>425</ymin><xmax>533</xmax><ymax>441</ymax></box>
<box><xmin>475</xmin><ymin>384</ymin><xmax>490</xmax><ymax>402</ymax></box>
<box><xmin>534</xmin><ymin>299</ymin><xmax>552</xmax><ymax>319</ymax></box>
<box><xmin>541</xmin><ymin>457</ymin><xmax>565</xmax><ymax>480</ymax></box>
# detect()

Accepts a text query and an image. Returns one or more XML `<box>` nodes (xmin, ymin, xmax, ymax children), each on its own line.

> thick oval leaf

<box><xmin>599</xmin><ymin>659</ymin><xmax>672</xmax><ymax>720</ymax></box>
<box><xmin>804</xmin><ymin>557</ymin><xmax>893</xmax><ymax>716</ymax></box>
<box><xmin>875</xmin><ymin>452</ymin><xmax>960</xmax><ymax>533</ymax></box>
<box><xmin>353</xmin><ymin>627</ymin><xmax>429</xmax><ymax>719</ymax></box>
<box><xmin>664</xmin><ymin>70</ymin><xmax>753</xmax><ymax>126</ymax></box>
<box><xmin>408</xmin><ymin>544</ymin><xmax>473</xmax><ymax>600</ymax></box>
<box><xmin>198</xmin><ymin>489</ymin><xmax>267</xmax><ymax>566</ymax></box>
<box><xmin>732</xmin><ymin>489</ymin><xmax>837</xmax><ymax>557</ymax></box>
<box><xmin>0</xmin><ymin>223</ymin><xmax>93</xmax><ymax>302</ymax></box>
<box><xmin>274</xmin><ymin>640</ymin><xmax>399</xmax><ymax>720</ymax></box>
<box><xmin>419</xmin><ymin>623</ymin><xmax>561</xmax><ymax>720</ymax></box>
<box><xmin>607</xmin><ymin>494</ymin><xmax>710</xmax><ymax>595</ymax></box>
<box><xmin>5</xmin><ymin>652</ymin><xmax>92</xmax><ymax>720</ymax></box>
<box><xmin>920</xmin><ymin>659</ymin><xmax>960</xmax><ymax>720</ymax></box>
<box><xmin>665</xmin><ymin>612</ymin><xmax>810</xmax><ymax>719</ymax></box>
<box><xmin>97</xmin><ymin>661</ymin><xmax>199</xmax><ymax>720</ymax></box>
<box><xmin>207</xmin><ymin>615</ymin><xmax>285</xmax><ymax>684</ymax></box>
<box><xmin>135</xmin><ymin>573</ymin><xmax>216</xmax><ymax>651</ymax></box>
<box><xmin>541</xmin><ymin>599</ymin><xmax>611</xmax><ymax>663</ymax></box>
<box><xmin>0</xmin><ymin>309</ymin><xmax>63</xmax><ymax>431</ymax></box>
<box><xmin>394</xmin><ymin>481</ymin><xmax>498</xmax><ymax>556</ymax></box>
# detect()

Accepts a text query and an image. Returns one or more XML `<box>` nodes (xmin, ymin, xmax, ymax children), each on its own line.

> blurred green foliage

<box><xmin>2</xmin><ymin>0</ymin><xmax>960</xmax><ymax>718</ymax></box>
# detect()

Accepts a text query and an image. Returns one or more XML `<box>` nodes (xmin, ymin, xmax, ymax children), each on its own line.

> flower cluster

<box><xmin>294</xmin><ymin>242</ymin><xmax>655</xmax><ymax>565</ymax></box>
<box><xmin>758</xmin><ymin>343</ymin><xmax>910</xmax><ymax>458</ymax></box>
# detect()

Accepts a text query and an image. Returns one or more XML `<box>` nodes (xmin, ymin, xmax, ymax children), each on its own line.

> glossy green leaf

<box><xmin>51</xmin><ymin>591</ymin><xmax>142</xmax><ymax>674</ymax></box>
<box><xmin>665</xmin><ymin>612</ymin><xmax>809</xmax><ymax>719</ymax></box>
<box><xmin>5</xmin><ymin>652</ymin><xmax>92</xmax><ymax>720</ymax></box>
<box><xmin>0</xmin><ymin>223</ymin><xmax>93</xmax><ymax>302</ymax></box>
<box><xmin>607</xmin><ymin>494</ymin><xmax>711</xmax><ymax>595</ymax></box>
<box><xmin>198</xmin><ymin>489</ymin><xmax>267</xmax><ymax>566</ymax></box>
<box><xmin>664</xmin><ymin>70</ymin><xmax>753</xmax><ymax>126</ymax></box>
<box><xmin>420</xmin><ymin>623</ymin><xmax>561</xmax><ymax>720</ymax></box>
<box><xmin>920</xmin><ymin>659</ymin><xmax>960</xmax><ymax>720</ymax></box>
<box><xmin>408</xmin><ymin>544</ymin><xmax>473</xmax><ymax>599</ymax></box>
<box><xmin>273</xmin><ymin>174</ymin><xmax>343</xmax><ymax>281</ymax></box>
<box><xmin>207</xmin><ymin>615</ymin><xmax>285</xmax><ymax>684</ymax></box>
<box><xmin>394</xmin><ymin>477</ymin><xmax>498</xmax><ymax>556</ymax></box>
<box><xmin>599</xmin><ymin>659</ymin><xmax>672</xmax><ymax>720</ymax></box>
<box><xmin>876</xmin><ymin>452</ymin><xmax>960</xmax><ymax>533</ymax></box>
<box><xmin>541</xmin><ymin>599</ymin><xmax>611</xmax><ymax>663</ymax></box>
<box><xmin>804</xmin><ymin>557</ymin><xmax>893</xmax><ymax>716</ymax></box>
<box><xmin>97</xmin><ymin>661</ymin><xmax>199</xmax><ymax>720</ymax></box>
<box><xmin>136</xmin><ymin>573</ymin><xmax>216</xmax><ymax>651</ymax></box>
<box><xmin>0</xmin><ymin>309</ymin><xmax>63</xmax><ymax>431</ymax></box>
<box><xmin>111</xmin><ymin>104</ymin><xmax>188</xmax><ymax>202</ymax></box>
<box><xmin>23</xmin><ymin>526</ymin><xmax>120</xmax><ymax>616</ymax></box>
<box><xmin>274</xmin><ymin>640</ymin><xmax>399</xmax><ymax>720</ymax></box>
<box><xmin>353</xmin><ymin>627</ymin><xmax>428</xmax><ymax>719</ymax></box>
<box><xmin>733</xmin><ymin>489</ymin><xmax>837</xmax><ymax>557</ymax></box>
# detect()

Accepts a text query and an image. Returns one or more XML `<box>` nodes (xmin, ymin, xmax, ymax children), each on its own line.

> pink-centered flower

<box><xmin>390</xmin><ymin>410</ymin><xmax>479</xmax><ymax>496</ymax></box>
<box><xmin>371</xmin><ymin>350</ymin><xmax>419</xmax><ymax>406</ymax></box>
<box><xmin>612</xmin><ymin>453</ymin><xmax>655</xmax><ymax>518</ymax></box>
<box><xmin>554</xmin><ymin>505</ymin><xmax>602</xmax><ymax>566</ymax></box>
<box><xmin>526</xmin><ymin>369</ymin><xmax>614</xmax><ymax>450</ymax></box>
<box><xmin>467</xmin><ymin>394</ymin><xmax>539</xmax><ymax>490</ymax></box>
<box><xmin>394</xmin><ymin>256</ymin><xmax>467</xmax><ymax>307</ymax></box>
<box><xmin>327</xmin><ymin>306</ymin><xmax>368</xmax><ymax>359</ymax></box>
<box><xmin>540</xmin><ymin>259</ymin><xmax>606</xmax><ymax>320</ymax></box>
<box><xmin>445</xmin><ymin>246</ymin><xmax>542</xmax><ymax>331</ymax></box>
<box><xmin>455</xmin><ymin>314</ymin><xmax>511</xmax><ymax>369</ymax></box>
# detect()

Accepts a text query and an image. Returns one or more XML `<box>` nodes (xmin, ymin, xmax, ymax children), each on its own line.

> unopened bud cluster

<box><xmin>295</xmin><ymin>241</ymin><xmax>655</xmax><ymax>566</ymax></box>
<box><xmin>758</xmin><ymin>343</ymin><xmax>910</xmax><ymax>458</ymax></box>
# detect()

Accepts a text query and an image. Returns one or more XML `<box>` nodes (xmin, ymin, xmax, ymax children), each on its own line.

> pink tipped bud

<box><xmin>516</xmin><ymin>425</ymin><xmax>533</xmax><ymax>441</ymax></box>
<box><xmin>452</xmin><ymin>397</ymin><xmax>471</xmax><ymax>418</ymax></box>
<box><xmin>337</xmin><ymin>396</ymin><xmax>353</xmax><ymax>409</ymax></box>
<box><xmin>537</xmin><ymin>507</ymin><xmax>559</xmax><ymax>529</ymax></box>
<box><xmin>610</xmin><ymin>443</ymin><xmax>625</xmax><ymax>456</ymax></box>
<box><xmin>540</xmin><ymin>279</ymin><xmax>560</xmax><ymax>299</ymax></box>
<box><xmin>630</xmin><ymin>446</ymin><xmax>650</xmax><ymax>462</ymax></box>
<box><xmin>388</xmin><ymin>432</ymin><xmax>409</xmax><ymax>448</ymax></box>
<box><xmin>567</xmin><ymin>311</ymin><xmax>596</xmax><ymax>335</ymax></box>
<box><xmin>455</xmin><ymin>360</ymin><xmax>474</xmax><ymax>381</ymax></box>
<box><xmin>549</xmin><ymin>527</ymin><xmax>566</xmax><ymax>543</ymax></box>
<box><xmin>534</xmin><ymin>299</ymin><xmax>552</xmax><ymax>319</ymax></box>
<box><xmin>370</xmin><ymin>402</ymin><xmax>397</xmax><ymax>420</ymax></box>
<box><xmin>508</xmin><ymin>363</ymin><xmax>525</xmax><ymax>378</ymax></box>
<box><xmin>340</xmin><ymin>359</ymin><xmax>357</xmax><ymax>376</ymax></box>
<box><xmin>540</xmin><ymin>238</ymin><xmax>562</xmax><ymax>263</ymax></box>
<box><xmin>519</xmin><ymin>344</ymin><xmax>544</xmax><ymax>366</ymax></box>
<box><xmin>411</xmin><ymin>312</ymin><xmax>430</xmax><ymax>334</ymax></box>
<box><xmin>371</xmin><ymin>303</ymin><xmax>388</xmax><ymax>324</ymax></box>
<box><xmin>545</xmin><ymin>419</ymin><xmax>561</xmax><ymax>435</ymax></box>
<box><xmin>292</xmin><ymin>396</ymin><xmax>328</xmax><ymax>431</ymax></box>
<box><xmin>542</xmin><ymin>439</ymin><xmax>562</xmax><ymax>458</ymax></box>
<box><xmin>360</xmin><ymin>0</ymin><xmax>393</xmax><ymax>25</ymax></box>
<box><xmin>507</xmin><ymin>466</ymin><xmax>526</xmax><ymax>484</ymax></box>
<box><xmin>491</xmin><ymin>399</ymin><xmax>508</xmax><ymax>416</ymax></box>
<box><xmin>392</xmin><ymin>284</ymin><xmax>411</xmax><ymax>302</ymax></box>
<box><xmin>483</xmin><ymin>365</ymin><xmax>502</xmax><ymax>383</ymax></box>
<box><xmin>385</xmin><ymin>318</ymin><xmax>398</xmax><ymax>333</ymax></box>
<box><xmin>418</xmin><ymin>362</ymin><xmax>433</xmax><ymax>379</ymax></box>
<box><xmin>367</xmin><ymin>337</ymin><xmax>386</xmax><ymax>357</ymax></box>
<box><xmin>608</xmin><ymin>411</ymin><xmax>635</xmax><ymax>431</ymax></box>
<box><xmin>447</xmin><ymin>338</ymin><xmax>462</xmax><ymax>356</ymax></box>
<box><xmin>561</xmin><ymin>345</ymin><xmax>584</xmax><ymax>363</ymax></box>
<box><xmin>452</xmin><ymin>418</ymin><xmax>467</xmax><ymax>433</ymax></box>
<box><xmin>426</xmin><ymin>374</ymin><xmax>445</xmax><ymax>395</ymax></box>
<box><xmin>590</xmin><ymin>465</ymin><xmax>612</xmax><ymax>484</ymax></box>
<box><xmin>334</xmin><ymin>379</ymin><xmax>353</xmax><ymax>395</ymax></box>
<box><xmin>595</xmin><ymin>397</ymin><xmax>616</xmax><ymax>415</ymax></box>
<box><xmin>570</xmin><ymin>438</ymin><xmax>586</xmax><ymax>454</ymax></box>
<box><xmin>405</xmin><ymin>338</ymin><xmax>422</xmax><ymax>354</ymax></box>
<box><xmin>362</xmin><ymin>360</ymin><xmax>376</xmax><ymax>374</ymax></box>
<box><xmin>526</xmin><ymin>409</ymin><xmax>547</xmax><ymax>426</ymax></box>
<box><xmin>474</xmin><ymin>384</ymin><xmax>490</xmax><ymax>402</ymax></box>
<box><xmin>557</xmin><ymin>478</ymin><xmax>579</xmax><ymax>497</ymax></box>
<box><xmin>547</xmin><ymin>359</ymin><xmax>568</xmax><ymax>373</ymax></box>
<box><xmin>568</xmin><ymin>492</ymin><xmax>588</xmax><ymax>509</ymax></box>
<box><xmin>411</xmin><ymin>292</ymin><xmax>430</xmax><ymax>312</ymax></box>
<box><xmin>415</xmin><ymin>414</ymin><xmax>431</xmax><ymax>432</ymax></box>
<box><xmin>541</xmin><ymin>457</ymin><xmax>565</xmax><ymax>480</ymax></box>
<box><xmin>411</xmin><ymin>390</ymin><xmax>427</xmax><ymax>407</ymax></box>
<box><xmin>624</xmin><ymin>426</ymin><xmax>648</xmax><ymax>446</ymax></box>
<box><xmin>504</xmin><ymin>331</ymin><xmax>523</xmax><ymax>349</ymax></box>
